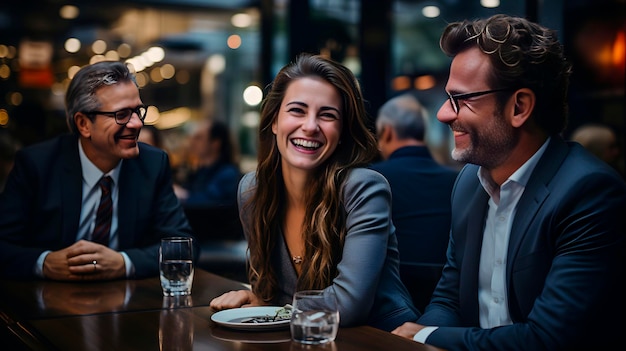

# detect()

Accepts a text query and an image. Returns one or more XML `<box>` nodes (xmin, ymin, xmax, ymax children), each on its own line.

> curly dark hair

<box><xmin>440</xmin><ymin>14</ymin><xmax>572</xmax><ymax>135</ymax></box>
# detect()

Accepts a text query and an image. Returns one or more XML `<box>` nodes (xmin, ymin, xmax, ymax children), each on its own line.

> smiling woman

<box><xmin>209</xmin><ymin>53</ymin><xmax>420</xmax><ymax>333</ymax></box>
<box><xmin>272</xmin><ymin>76</ymin><xmax>343</xmax><ymax>172</ymax></box>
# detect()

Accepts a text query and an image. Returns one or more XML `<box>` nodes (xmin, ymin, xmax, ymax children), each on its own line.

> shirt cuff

<box><xmin>414</xmin><ymin>326</ymin><xmax>438</xmax><ymax>343</ymax></box>
<box><xmin>35</xmin><ymin>250</ymin><xmax>52</xmax><ymax>278</ymax></box>
<box><xmin>119</xmin><ymin>252</ymin><xmax>135</xmax><ymax>277</ymax></box>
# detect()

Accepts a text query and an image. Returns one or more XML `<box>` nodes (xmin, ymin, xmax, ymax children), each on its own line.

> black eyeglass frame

<box><xmin>85</xmin><ymin>105</ymin><xmax>149</xmax><ymax>125</ymax></box>
<box><xmin>447</xmin><ymin>89</ymin><xmax>513</xmax><ymax>114</ymax></box>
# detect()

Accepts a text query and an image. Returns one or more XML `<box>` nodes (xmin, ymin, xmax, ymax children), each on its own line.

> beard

<box><xmin>451</xmin><ymin>110</ymin><xmax>518</xmax><ymax>169</ymax></box>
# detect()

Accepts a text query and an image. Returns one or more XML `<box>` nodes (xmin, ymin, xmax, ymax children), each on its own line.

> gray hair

<box><xmin>65</xmin><ymin>61</ymin><xmax>138</xmax><ymax>135</ymax></box>
<box><xmin>376</xmin><ymin>93</ymin><xmax>428</xmax><ymax>141</ymax></box>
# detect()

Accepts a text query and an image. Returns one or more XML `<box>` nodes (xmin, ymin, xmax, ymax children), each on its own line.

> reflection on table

<box><xmin>159</xmin><ymin>295</ymin><xmax>194</xmax><ymax>351</ymax></box>
<box><xmin>38</xmin><ymin>279</ymin><xmax>133</xmax><ymax>315</ymax></box>
<box><xmin>0</xmin><ymin>269</ymin><xmax>245</xmax><ymax>320</ymax></box>
<box><xmin>1</xmin><ymin>269</ymin><xmax>443</xmax><ymax>351</ymax></box>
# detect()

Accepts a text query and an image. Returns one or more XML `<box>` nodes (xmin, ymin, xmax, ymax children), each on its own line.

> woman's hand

<box><xmin>210</xmin><ymin>289</ymin><xmax>263</xmax><ymax>310</ymax></box>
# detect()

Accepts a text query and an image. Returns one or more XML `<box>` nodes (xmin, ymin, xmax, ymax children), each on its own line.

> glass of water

<box><xmin>159</xmin><ymin>237</ymin><xmax>194</xmax><ymax>296</ymax></box>
<box><xmin>290</xmin><ymin>289</ymin><xmax>340</xmax><ymax>344</ymax></box>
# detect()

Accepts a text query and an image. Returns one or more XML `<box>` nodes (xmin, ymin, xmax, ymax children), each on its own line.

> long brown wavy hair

<box><xmin>245</xmin><ymin>53</ymin><xmax>378</xmax><ymax>303</ymax></box>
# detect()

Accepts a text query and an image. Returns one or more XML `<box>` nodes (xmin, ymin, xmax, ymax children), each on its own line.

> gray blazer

<box><xmin>238</xmin><ymin>168</ymin><xmax>420</xmax><ymax>331</ymax></box>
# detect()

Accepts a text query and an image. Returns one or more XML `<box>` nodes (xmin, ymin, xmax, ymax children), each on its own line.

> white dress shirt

<box><xmin>414</xmin><ymin>138</ymin><xmax>550</xmax><ymax>342</ymax></box>
<box><xmin>35</xmin><ymin>140</ymin><xmax>134</xmax><ymax>277</ymax></box>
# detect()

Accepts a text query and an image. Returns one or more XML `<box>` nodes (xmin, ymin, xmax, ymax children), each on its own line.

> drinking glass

<box><xmin>290</xmin><ymin>289</ymin><xmax>340</xmax><ymax>345</ymax></box>
<box><xmin>159</xmin><ymin>237</ymin><xmax>194</xmax><ymax>296</ymax></box>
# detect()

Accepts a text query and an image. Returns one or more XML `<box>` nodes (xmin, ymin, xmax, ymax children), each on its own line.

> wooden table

<box><xmin>0</xmin><ymin>269</ymin><xmax>441</xmax><ymax>351</ymax></box>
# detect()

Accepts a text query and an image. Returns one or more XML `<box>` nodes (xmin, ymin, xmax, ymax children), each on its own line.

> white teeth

<box><xmin>292</xmin><ymin>139</ymin><xmax>321</xmax><ymax>148</ymax></box>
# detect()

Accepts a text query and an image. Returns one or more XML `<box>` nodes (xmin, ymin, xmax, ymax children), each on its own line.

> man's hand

<box><xmin>43</xmin><ymin>240</ymin><xmax>126</xmax><ymax>281</ymax></box>
<box><xmin>391</xmin><ymin>322</ymin><xmax>426</xmax><ymax>340</ymax></box>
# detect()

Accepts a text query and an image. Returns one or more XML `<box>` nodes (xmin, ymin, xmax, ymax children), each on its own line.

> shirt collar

<box><xmin>478</xmin><ymin>137</ymin><xmax>551</xmax><ymax>194</ymax></box>
<box><xmin>78</xmin><ymin>140</ymin><xmax>122</xmax><ymax>188</ymax></box>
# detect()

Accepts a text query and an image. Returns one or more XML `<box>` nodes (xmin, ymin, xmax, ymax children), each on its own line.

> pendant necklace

<box><xmin>292</xmin><ymin>255</ymin><xmax>303</xmax><ymax>264</ymax></box>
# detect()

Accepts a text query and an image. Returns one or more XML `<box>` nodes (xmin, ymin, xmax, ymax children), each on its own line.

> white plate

<box><xmin>211</xmin><ymin>306</ymin><xmax>291</xmax><ymax>331</ymax></box>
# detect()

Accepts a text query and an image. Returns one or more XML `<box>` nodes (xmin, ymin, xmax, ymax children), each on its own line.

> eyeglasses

<box><xmin>86</xmin><ymin>105</ymin><xmax>149</xmax><ymax>125</ymax></box>
<box><xmin>447</xmin><ymin>89</ymin><xmax>512</xmax><ymax>114</ymax></box>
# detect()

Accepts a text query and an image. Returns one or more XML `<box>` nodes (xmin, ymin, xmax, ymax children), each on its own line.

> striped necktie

<box><xmin>92</xmin><ymin>176</ymin><xmax>113</xmax><ymax>246</ymax></box>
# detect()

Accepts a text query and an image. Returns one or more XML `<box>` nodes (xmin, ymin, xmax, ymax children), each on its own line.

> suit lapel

<box><xmin>506</xmin><ymin>137</ymin><xmax>569</xmax><ymax>283</ymax></box>
<box><xmin>61</xmin><ymin>136</ymin><xmax>83</xmax><ymax>245</ymax></box>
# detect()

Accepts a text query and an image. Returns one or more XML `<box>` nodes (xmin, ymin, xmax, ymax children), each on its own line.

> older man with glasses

<box><xmin>0</xmin><ymin>60</ymin><xmax>195</xmax><ymax>281</ymax></box>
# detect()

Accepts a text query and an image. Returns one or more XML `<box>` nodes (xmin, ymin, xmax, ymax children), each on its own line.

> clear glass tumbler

<box><xmin>159</xmin><ymin>237</ymin><xmax>194</xmax><ymax>296</ymax></box>
<box><xmin>290</xmin><ymin>289</ymin><xmax>339</xmax><ymax>344</ymax></box>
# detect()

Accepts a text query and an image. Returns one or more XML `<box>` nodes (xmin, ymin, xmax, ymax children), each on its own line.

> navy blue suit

<box><xmin>0</xmin><ymin>134</ymin><xmax>195</xmax><ymax>279</ymax></box>
<box><xmin>370</xmin><ymin>146</ymin><xmax>457</xmax><ymax>264</ymax></box>
<box><xmin>370</xmin><ymin>146</ymin><xmax>458</xmax><ymax>310</ymax></box>
<box><xmin>182</xmin><ymin>161</ymin><xmax>241</xmax><ymax>207</ymax></box>
<box><xmin>419</xmin><ymin>137</ymin><xmax>626</xmax><ymax>350</ymax></box>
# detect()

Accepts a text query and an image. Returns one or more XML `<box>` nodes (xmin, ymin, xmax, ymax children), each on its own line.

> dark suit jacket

<box><xmin>182</xmin><ymin>161</ymin><xmax>242</xmax><ymax>207</ymax></box>
<box><xmin>370</xmin><ymin>146</ymin><xmax>458</xmax><ymax>265</ymax></box>
<box><xmin>0</xmin><ymin>134</ymin><xmax>195</xmax><ymax>279</ymax></box>
<box><xmin>370</xmin><ymin>146</ymin><xmax>458</xmax><ymax>311</ymax></box>
<box><xmin>418</xmin><ymin>137</ymin><xmax>626</xmax><ymax>350</ymax></box>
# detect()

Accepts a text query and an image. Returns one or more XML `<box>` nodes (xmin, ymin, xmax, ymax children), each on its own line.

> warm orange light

<box><xmin>414</xmin><ymin>75</ymin><xmax>436</xmax><ymax>90</ymax></box>
<box><xmin>0</xmin><ymin>109</ymin><xmax>8</xmax><ymax>126</ymax></box>
<box><xmin>227</xmin><ymin>35</ymin><xmax>242</xmax><ymax>49</ymax></box>
<box><xmin>612</xmin><ymin>30</ymin><xmax>625</xmax><ymax>71</ymax></box>
<box><xmin>391</xmin><ymin>76</ymin><xmax>411</xmax><ymax>91</ymax></box>
<box><xmin>574</xmin><ymin>21</ymin><xmax>624</xmax><ymax>85</ymax></box>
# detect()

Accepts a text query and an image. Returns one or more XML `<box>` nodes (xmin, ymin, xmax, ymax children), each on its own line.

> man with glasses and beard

<box><xmin>392</xmin><ymin>14</ymin><xmax>626</xmax><ymax>350</ymax></box>
<box><xmin>0</xmin><ymin>61</ymin><xmax>194</xmax><ymax>281</ymax></box>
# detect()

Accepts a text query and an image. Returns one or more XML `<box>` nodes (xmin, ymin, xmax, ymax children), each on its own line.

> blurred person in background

<box><xmin>209</xmin><ymin>53</ymin><xmax>419</xmax><ymax>332</ymax></box>
<box><xmin>369</xmin><ymin>92</ymin><xmax>458</xmax><ymax>311</ymax></box>
<box><xmin>174</xmin><ymin>119</ymin><xmax>242</xmax><ymax>207</ymax></box>
<box><xmin>138</xmin><ymin>124</ymin><xmax>164</xmax><ymax>150</ymax></box>
<box><xmin>570</xmin><ymin>123</ymin><xmax>623</xmax><ymax>177</ymax></box>
<box><xmin>391</xmin><ymin>14</ymin><xmax>626</xmax><ymax>350</ymax></box>
<box><xmin>0</xmin><ymin>60</ymin><xmax>194</xmax><ymax>281</ymax></box>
